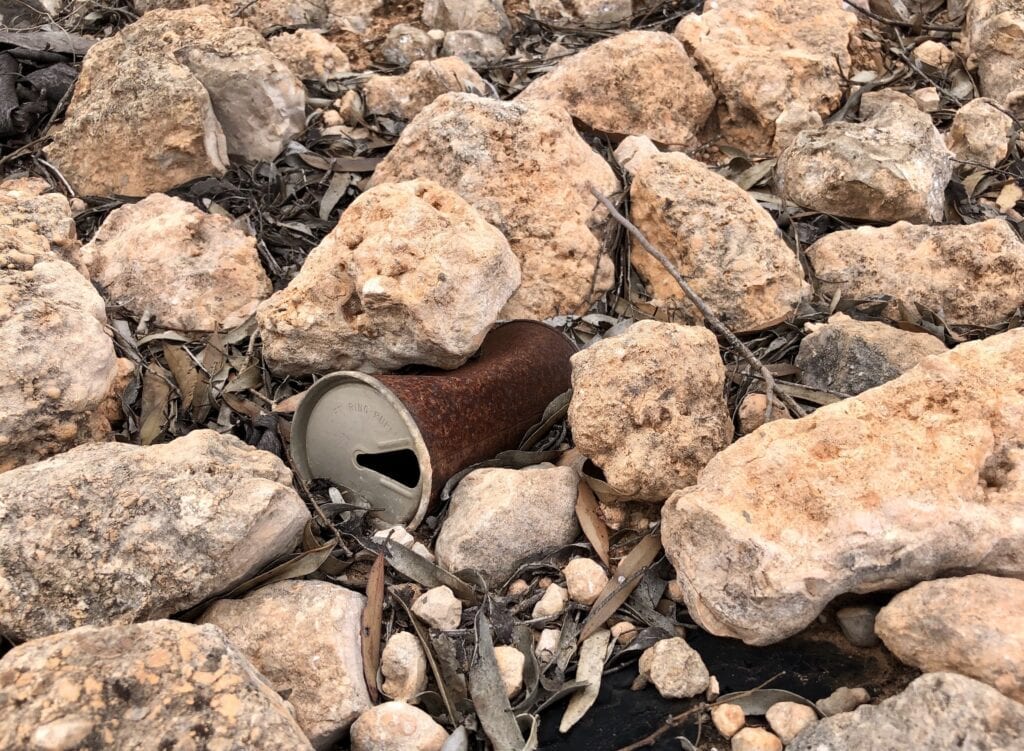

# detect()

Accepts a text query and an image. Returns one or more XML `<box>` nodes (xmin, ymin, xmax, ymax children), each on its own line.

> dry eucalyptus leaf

<box><xmin>559</xmin><ymin>628</ymin><xmax>612</xmax><ymax>733</ymax></box>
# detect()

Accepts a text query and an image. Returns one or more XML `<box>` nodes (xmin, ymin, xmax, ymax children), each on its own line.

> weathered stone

<box><xmin>362</xmin><ymin>57</ymin><xmax>486</xmax><ymax>122</ymax></box>
<box><xmin>613</xmin><ymin>133</ymin><xmax>660</xmax><ymax>175</ymax></box>
<box><xmin>441</xmin><ymin>30</ymin><xmax>505</xmax><ymax>66</ymax></box>
<box><xmin>731</xmin><ymin>727</ymin><xmax>783</xmax><ymax>751</ymax></box>
<box><xmin>913</xmin><ymin>39</ymin><xmax>956</xmax><ymax>69</ymax></box>
<box><xmin>568</xmin><ymin>321</ymin><xmax>733</xmax><ymax>502</ymax></box>
<box><xmin>777</xmin><ymin>102</ymin><xmax>952</xmax><ymax>223</ymax></box>
<box><xmin>806</xmin><ymin>219</ymin><xmax>1024</xmax><ymax>327</ymax></box>
<box><xmin>379</xmin><ymin>24</ymin><xmax>436</xmax><ymax>66</ymax></box>
<box><xmin>911</xmin><ymin>86</ymin><xmax>941</xmax><ymax>112</ymax></box>
<box><xmin>947</xmin><ymin>97</ymin><xmax>1014</xmax><ymax>168</ymax></box>
<box><xmin>790</xmin><ymin>673</ymin><xmax>1024</xmax><ymax>750</ymax></box>
<box><xmin>627</xmin><ymin>148</ymin><xmax>808</xmax><ymax>330</ymax></box>
<box><xmin>528</xmin><ymin>0</ymin><xmax>632</xmax><ymax>25</ymax></box>
<box><xmin>436</xmin><ymin>464</ymin><xmax>579</xmax><ymax>586</ymax></box>
<box><xmin>610</xmin><ymin>621</ymin><xmax>638</xmax><ymax>645</ymax></box>
<box><xmin>765</xmin><ymin>702</ymin><xmax>817</xmax><ymax>744</ymax></box>
<box><xmin>368</xmin><ymin>93</ymin><xmax>619</xmax><ymax>320</ymax></box>
<box><xmin>771</xmin><ymin>103</ymin><xmax>822</xmax><ymax>152</ymax></box>
<box><xmin>0</xmin><ymin>430</ymin><xmax>309</xmax><ymax>641</ymax></box>
<box><xmin>257</xmin><ymin>179</ymin><xmax>519</xmax><ymax>376</ymax></box>
<box><xmin>422</xmin><ymin>0</ymin><xmax>510</xmax><ymax>37</ymax></box>
<box><xmin>675</xmin><ymin>0</ymin><xmax>859</xmax><ymax>153</ymax></box>
<box><xmin>737</xmin><ymin>393</ymin><xmax>791</xmax><ymax>436</ymax></box>
<box><xmin>638</xmin><ymin>637</ymin><xmax>710</xmax><ymax>699</ymax></box>
<box><xmin>796</xmin><ymin>314</ymin><xmax>948</xmax><ymax>396</ymax></box>
<box><xmin>858</xmin><ymin>89</ymin><xmax>916</xmax><ymax>118</ymax></box>
<box><xmin>269</xmin><ymin>29</ymin><xmax>351</xmax><ymax>82</ymax></box>
<box><xmin>965</xmin><ymin>0</ymin><xmax>1024</xmax><ymax>109</ymax></box>
<box><xmin>381</xmin><ymin>631</ymin><xmax>428</xmax><ymax>703</ymax></box>
<box><xmin>816</xmin><ymin>686</ymin><xmax>870</xmax><ymax>717</ymax></box>
<box><xmin>875</xmin><ymin>574</ymin><xmax>1024</xmax><ymax>701</ymax></box>
<box><xmin>46</xmin><ymin>8</ymin><xmax>304</xmax><ymax>197</ymax></box>
<box><xmin>350</xmin><ymin>702</ymin><xmax>448</xmax><ymax>751</ymax></box>
<box><xmin>532</xmin><ymin>583</ymin><xmax>568</xmax><ymax>618</ymax></box>
<box><xmin>662</xmin><ymin>328</ymin><xmax>1024</xmax><ymax>645</ymax></box>
<box><xmin>563</xmin><ymin>558</ymin><xmax>608</xmax><ymax>605</ymax></box>
<box><xmin>536</xmin><ymin>628</ymin><xmax>561</xmax><ymax>662</ymax></box>
<box><xmin>712</xmin><ymin>703</ymin><xmax>746</xmax><ymax>739</ymax></box>
<box><xmin>82</xmin><ymin>193</ymin><xmax>271</xmax><ymax>332</ymax></box>
<box><xmin>494</xmin><ymin>645</ymin><xmax>525</xmax><ymax>697</ymax></box>
<box><xmin>0</xmin><ymin>226</ymin><xmax>128</xmax><ymax>472</ymax></box>
<box><xmin>518</xmin><ymin>31</ymin><xmax>714</xmax><ymax>146</ymax></box>
<box><xmin>0</xmin><ymin>177</ymin><xmax>80</xmax><ymax>269</ymax></box>
<box><xmin>836</xmin><ymin>605</ymin><xmax>881</xmax><ymax>648</ymax></box>
<box><xmin>0</xmin><ymin>620</ymin><xmax>312</xmax><ymax>750</ymax></box>
<box><xmin>136</xmin><ymin>0</ymin><xmax>382</xmax><ymax>34</ymax></box>
<box><xmin>199</xmin><ymin>581</ymin><xmax>370</xmax><ymax>749</ymax></box>
<box><xmin>412</xmin><ymin>586</ymin><xmax>462</xmax><ymax>631</ymax></box>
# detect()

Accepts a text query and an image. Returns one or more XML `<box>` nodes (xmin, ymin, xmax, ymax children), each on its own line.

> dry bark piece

<box><xmin>198</xmin><ymin>580</ymin><xmax>371</xmax><ymax>749</ymax></box>
<box><xmin>662</xmin><ymin>328</ymin><xmax>1024</xmax><ymax>645</ymax></box>
<box><xmin>368</xmin><ymin>93</ymin><xmax>619</xmax><ymax>320</ymax></box>
<box><xmin>257</xmin><ymin>179</ymin><xmax>520</xmax><ymax>376</ymax></box>
<box><xmin>0</xmin><ymin>430</ymin><xmax>310</xmax><ymax>641</ymax></box>
<box><xmin>517</xmin><ymin>30</ymin><xmax>714</xmax><ymax>146</ymax></box>
<box><xmin>0</xmin><ymin>620</ymin><xmax>313</xmax><ymax>750</ymax></box>
<box><xmin>362</xmin><ymin>57</ymin><xmax>487</xmax><ymax>122</ymax></box>
<box><xmin>82</xmin><ymin>193</ymin><xmax>272</xmax><ymax>332</ymax></box>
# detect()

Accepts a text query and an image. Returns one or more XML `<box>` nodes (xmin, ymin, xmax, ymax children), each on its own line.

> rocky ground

<box><xmin>2</xmin><ymin>0</ymin><xmax>1024</xmax><ymax>749</ymax></box>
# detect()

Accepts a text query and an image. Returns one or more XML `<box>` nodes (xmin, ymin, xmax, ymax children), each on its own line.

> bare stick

<box><xmin>589</xmin><ymin>184</ymin><xmax>806</xmax><ymax>420</ymax></box>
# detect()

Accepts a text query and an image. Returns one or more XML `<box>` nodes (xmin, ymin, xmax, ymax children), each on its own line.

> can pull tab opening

<box><xmin>356</xmin><ymin>449</ymin><xmax>421</xmax><ymax>489</ymax></box>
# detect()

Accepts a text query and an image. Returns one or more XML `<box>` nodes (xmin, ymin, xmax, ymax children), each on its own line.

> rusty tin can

<box><xmin>290</xmin><ymin>320</ymin><xmax>577</xmax><ymax>529</ymax></box>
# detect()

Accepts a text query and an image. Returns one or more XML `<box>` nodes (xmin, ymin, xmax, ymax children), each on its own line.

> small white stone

<box><xmin>412</xmin><ymin>586</ymin><xmax>462</xmax><ymax>631</ymax></box>
<box><xmin>706</xmin><ymin>675</ymin><xmax>720</xmax><ymax>701</ymax></box>
<box><xmin>381</xmin><ymin>632</ymin><xmax>428</xmax><ymax>703</ymax></box>
<box><xmin>731</xmin><ymin>726</ymin><xmax>783</xmax><ymax>751</ymax></box>
<box><xmin>410</xmin><ymin>542</ymin><xmax>435</xmax><ymax>563</ymax></box>
<box><xmin>427</xmin><ymin>28</ymin><xmax>446</xmax><ymax>41</ymax></box>
<box><xmin>913</xmin><ymin>40</ymin><xmax>955</xmax><ymax>69</ymax></box>
<box><xmin>610</xmin><ymin>621</ymin><xmax>638</xmax><ymax>645</ymax></box>
<box><xmin>563</xmin><ymin>558</ymin><xmax>608</xmax><ymax>605</ymax></box>
<box><xmin>350</xmin><ymin>701</ymin><xmax>448</xmax><ymax>751</ymax></box>
<box><xmin>711</xmin><ymin>703</ymin><xmax>745</xmax><ymax>739</ymax></box>
<box><xmin>536</xmin><ymin>628</ymin><xmax>561</xmax><ymax>662</ymax></box>
<box><xmin>765</xmin><ymin>701</ymin><xmax>818</xmax><ymax>744</ymax></box>
<box><xmin>507</xmin><ymin>579</ymin><xmax>529</xmax><ymax>597</ymax></box>
<box><xmin>638</xmin><ymin>637</ymin><xmax>710</xmax><ymax>699</ymax></box>
<box><xmin>493</xmin><ymin>645</ymin><xmax>526</xmax><ymax>698</ymax></box>
<box><xmin>372</xmin><ymin>525</ymin><xmax>416</xmax><ymax>548</ymax></box>
<box><xmin>912</xmin><ymin>87</ymin><xmax>940</xmax><ymax>113</ymax></box>
<box><xmin>532</xmin><ymin>584</ymin><xmax>568</xmax><ymax>619</ymax></box>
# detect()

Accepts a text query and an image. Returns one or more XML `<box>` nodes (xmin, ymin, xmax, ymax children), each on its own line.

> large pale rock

<box><xmin>435</xmin><ymin>464</ymin><xmax>579</xmax><ymax>585</ymax></box>
<box><xmin>788</xmin><ymin>673</ymin><xmax>1024</xmax><ymax>751</ymax></box>
<box><xmin>46</xmin><ymin>7</ymin><xmax>304</xmax><ymax>197</ymax></box>
<box><xmin>268</xmin><ymin>29</ymin><xmax>351</xmax><ymax>82</ymax></box>
<box><xmin>675</xmin><ymin>0</ymin><xmax>858</xmax><ymax>154</ymax></box>
<box><xmin>875</xmin><ymin>574</ymin><xmax>1024</xmax><ymax>702</ymax></box>
<box><xmin>257</xmin><ymin>179</ymin><xmax>519</xmax><ymax>376</ymax></box>
<box><xmin>199</xmin><ymin>580</ymin><xmax>370</xmax><ymax>749</ymax></box>
<box><xmin>776</xmin><ymin>103</ymin><xmax>952</xmax><ymax>223</ymax></box>
<box><xmin>351</xmin><ymin>702</ymin><xmax>448</xmax><ymax>751</ymax></box>
<box><xmin>569</xmin><ymin>321</ymin><xmax>732</xmax><ymax>502</ymax></box>
<box><xmin>368</xmin><ymin>93</ymin><xmax>619</xmax><ymax>320</ymax></box>
<box><xmin>517</xmin><ymin>31</ymin><xmax>714</xmax><ymax>147</ymax></box>
<box><xmin>422</xmin><ymin>0</ymin><xmax>511</xmax><ymax>37</ymax></box>
<box><xmin>362</xmin><ymin>57</ymin><xmax>486</xmax><ymax>122</ymax></box>
<box><xmin>0</xmin><ymin>430</ymin><xmax>310</xmax><ymax>641</ymax></box>
<box><xmin>0</xmin><ymin>177</ymin><xmax>80</xmax><ymax>269</ymax></box>
<box><xmin>796</xmin><ymin>313</ymin><xmax>947</xmax><ymax>396</ymax></box>
<box><xmin>806</xmin><ymin>219</ymin><xmax>1024</xmax><ymax>327</ymax></box>
<box><xmin>0</xmin><ymin>620</ymin><xmax>313</xmax><ymax>750</ymax></box>
<box><xmin>662</xmin><ymin>328</ymin><xmax>1024</xmax><ymax>645</ymax></box>
<box><xmin>82</xmin><ymin>193</ymin><xmax>272</xmax><ymax>332</ymax></box>
<box><xmin>947</xmin><ymin>97</ymin><xmax>1014</xmax><ymax>168</ymax></box>
<box><xmin>627</xmin><ymin>146</ymin><xmax>808</xmax><ymax>331</ymax></box>
<box><xmin>0</xmin><ymin>226</ymin><xmax>127</xmax><ymax>472</ymax></box>
<box><xmin>965</xmin><ymin>0</ymin><xmax>1024</xmax><ymax>109</ymax></box>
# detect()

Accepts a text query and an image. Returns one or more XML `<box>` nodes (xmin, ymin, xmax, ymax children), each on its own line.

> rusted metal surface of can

<box><xmin>290</xmin><ymin>320</ymin><xmax>576</xmax><ymax>529</ymax></box>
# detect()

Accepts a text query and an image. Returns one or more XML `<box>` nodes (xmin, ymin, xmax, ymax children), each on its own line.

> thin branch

<box><xmin>589</xmin><ymin>184</ymin><xmax>807</xmax><ymax>421</ymax></box>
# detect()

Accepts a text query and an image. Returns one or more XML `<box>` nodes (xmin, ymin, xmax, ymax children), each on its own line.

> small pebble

<box><xmin>765</xmin><ymin>701</ymin><xmax>817</xmax><ymax>743</ymax></box>
<box><xmin>381</xmin><ymin>631</ymin><xmax>427</xmax><ymax>703</ymax></box>
<box><xmin>665</xmin><ymin>579</ymin><xmax>687</xmax><ymax>604</ymax></box>
<box><xmin>706</xmin><ymin>675</ymin><xmax>721</xmax><ymax>702</ymax></box>
<box><xmin>731</xmin><ymin>727</ymin><xmax>783</xmax><ymax>751</ymax></box>
<box><xmin>493</xmin><ymin>645</ymin><xmax>525</xmax><ymax>698</ymax></box>
<box><xmin>536</xmin><ymin>628</ymin><xmax>561</xmax><ymax>663</ymax></box>
<box><xmin>912</xmin><ymin>87</ymin><xmax>940</xmax><ymax>113</ymax></box>
<box><xmin>412</xmin><ymin>586</ymin><xmax>462</xmax><ymax>631</ymax></box>
<box><xmin>711</xmin><ymin>703</ymin><xmax>745</xmax><ymax>739</ymax></box>
<box><xmin>563</xmin><ymin>558</ymin><xmax>608</xmax><ymax>605</ymax></box>
<box><xmin>427</xmin><ymin>28</ymin><xmax>446</xmax><ymax>41</ymax></box>
<box><xmin>638</xmin><ymin>637</ymin><xmax>710</xmax><ymax>699</ymax></box>
<box><xmin>610</xmin><ymin>621</ymin><xmax>638</xmax><ymax>645</ymax></box>
<box><xmin>506</xmin><ymin>579</ymin><xmax>529</xmax><ymax>597</ymax></box>
<box><xmin>532</xmin><ymin>584</ymin><xmax>567</xmax><ymax>619</ymax></box>
<box><xmin>836</xmin><ymin>605</ymin><xmax>880</xmax><ymax>648</ymax></box>
<box><xmin>816</xmin><ymin>686</ymin><xmax>870</xmax><ymax>716</ymax></box>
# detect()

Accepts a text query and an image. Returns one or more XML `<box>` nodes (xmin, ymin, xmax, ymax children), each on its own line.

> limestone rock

<box><xmin>563</xmin><ymin>558</ymin><xmax>608</xmax><ymax>605</ymax></box>
<box><xmin>790</xmin><ymin>673</ymin><xmax>1024</xmax><ymax>750</ymax></box>
<box><xmin>136</xmin><ymin>0</ymin><xmax>383</xmax><ymax>35</ymax></box>
<box><xmin>614</xmin><ymin>134</ymin><xmax>660</xmax><ymax>175</ymax></box>
<box><xmin>947</xmin><ymin>97</ymin><xmax>1014</xmax><ymax>168</ymax></box>
<box><xmin>568</xmin><ymin>321</ymin><xmax>733</xmax><ymax>502</ymax></box>
<box><xmin>0</xmin><ymin>620</ymin><xmax>312</xmax><ymax>750</ymax></box>
<box><xmin>493</xmin><ymin>645</ymin><xmax>525</xmax><ymax>697</ymax></box>
<box><xmin>46</xmin><ymin>7</ymin><xmax>304</xmax><ymax>197</ymax></box>
<box><xmin>816</xmin><ymin>686</ymin><xmax>870</xmax><ymax>717</ymax></box>
<box><xmin>412</xmin><ymin>586</ymin><xmax>462</xmax><ymax>631</ymax></box>
<box><xmin>198</xmin><ymin>581</ymin><xmax>370</xmax><ymax>749</ymax></box>
<box><xmin>436</xmin><ymin>464</ymin><xmax>579</xmax><ymax>585</ymax></box>
<box><xmin>82</xmin><ymin>193</ymin><xmax>271</xmax><ymax>332</ymax></box>
<box><xmin>441</xmin><ymin>30</ymin><xmax>505</xmax><ymax>66</ymax></box>
<box><xmin>422</xmin><ymin>0</ymin><xmax>510</xmax><ymax>38</ymax></box>
<box><xmin>0</xmin><ymin>177</ymin><xmax>80</xmax><ymax>269</ymax></box>
<box><xmin>776</xmin><ymin>103</ymin><xmax>952</xmax><ymax>223</ymax></box>
<box><xmin>269</xmin><ymin>29</ymin><xmax>351</xmax><ymax>82</ymax></box>
<box><xmin>731</xmin><ymin>728</ymin><xmax>782</xmax><ymax>751</ymax></box>
<box><xmin>712</xmin><ymin>703</ymin><xmax>746</xmax><ymax>738</ymax></box>
<box><xmin>796</xmin><ymin>314</ymin><xmax>948</xmax><ymax>396</ymax></box>
<box><xmin>675</xmin><ymin>0</ymin><xmax>859</xmax><ymax>153</ymax></box>
<box><xmin>518</xmin><ymin>31</ymin><xmax>714</xmax><ymax>146</ymax></box>
<box><xmin>536</xmin><ymin>628</ymin><xmax>561</xmax><ymax>662</ymax></box>
<box><xmin>858</xmin><ymin>89</ymin><xmax>916</xmax><ymax>119</ymax></box>
<box><xmin>737</xmin><ymin>393</ymin><xmax>790</xmax><ymax>435</ymax></box>
<box><xmin>965</xmin><ymin>0</ymin><xmax>1024</xmax><ymax>108</ymax></box>
<box><xmin>257</xmin><ymin>179</ymin><xmax>519</xmax><ymax>376</ymax></box>
<box><xmin>913</xmin><ymin>40</ymin><xmax>956</xmax><ymax>69</ymax></box>
<box><xmin>368</xmin><ymin>93</ymin><xmax>619</xmax><ymax>320</ymax></box>
<box><xmin>765</xmin><ymin>702</ymin><xmax>817</xmax><ymax>744</ymax></box>
<box><xmin>661</xmin><ymin>327</ymin><xmax>1024</xmax><ymax>645</ymax></box>
<box><xmin>806</xmin><ymin>219</ymin><xmax>1024</xmax><ymax>327</ymax></box>
<box><xmin>0</xmin><ymin>226</ymin><xmax>127</xmax><ymax>472</ymax></box>
<box><xmin>380</xmin><ymin>24</ymin><xmax>436</xmax><ymax>66</ymax></box>
<box><xmin>0</xmin><ymin>430</ymin><xmax>309</xmax><ymax>641</ymax></box>
<box><xmin>351</xmin><ymin>702</ymin><xmax>448</xmax><ymax>751</ymax></box>
<box><xmin>528</xmin><ymin>0</ymin><xmax>631</xmax><ymax>25</ymax></box>
<box><xmin>875</xmin><ymin>574</ymin><xmax>1024</xmax><ymax>701</ymax></box>
<box><xmin>611</xmin><ymin>621</ymin><xmax>638</xmax><ymax>644</ymax></box>
<box><xmin>626</xmin><ymin>144</ymin><xmax>808</xmax><ymax>331</ymax></box>
<box><xmin>911</xmin><ymin>86</ymin><xmax>940</xmax><ymax>112</ymax></box>
<box><xmin>771</xmin><ymin>103</ymin><xmax>822</xmax><ymax>152</ymax></box>
<box><xmin>836</xmin><ymin>605</ymin><xmax>881</xmax><ymax>648</ymax></box>
<box><xmin>362</xmin><ymin>58</ymin><xmax>486</xmax><ymax>122</ymax></box>
<box><xmin>532</xmin><ymin>583</ymin><xmax>568</xmax><ymax>618</ymax></box>
<box><xmin>381</xmin><ymin>632</ymin><xmax>428</xmax><ymax>703</ymax></box>
<box><xmin>638</xmin><ymin>637</ymin><xmax>710</xmax><ymax>699</ymax></box>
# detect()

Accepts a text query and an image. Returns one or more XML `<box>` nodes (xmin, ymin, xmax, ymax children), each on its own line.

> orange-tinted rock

<box><xmin>965</xmin><ymin>0</ymin><xmax>1024</xmax><ymax>110</ymax></box>
<box><xmin>268</xmin><ymin>29</ymin><xmax>351</xmax><ymax>82</ymax></box>
<box><xmin>947</xmin><ymin>97</ymin><xmax>1014</xmax><ymax>168</ymax></box>
<box><xmin>0</xmin><ymin>177</ymin><xmax>80</xmax><ymax>269</ymax></box>
<box><xmin>362</xmin><ymin>57</ymin><xmax>486</xmax><ymax>122</ymax></box>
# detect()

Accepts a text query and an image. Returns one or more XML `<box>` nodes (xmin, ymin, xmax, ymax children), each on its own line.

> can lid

<box><xmin>290</xmin><ymin>371</ymin><xmax>432</xmax><ymax>529</ymax></box>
